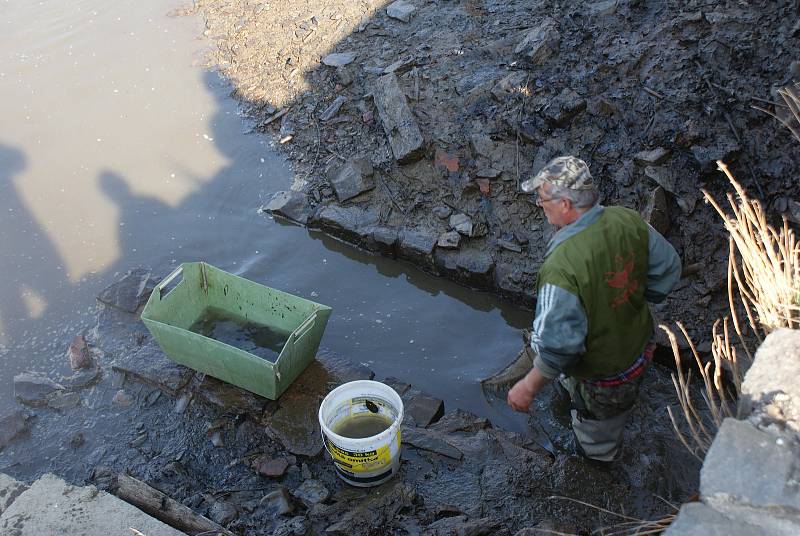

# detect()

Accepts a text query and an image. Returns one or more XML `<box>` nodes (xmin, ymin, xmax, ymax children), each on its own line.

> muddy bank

<box><xmin>181</xmin><ymin>0</ymin><xmax>800</xmax><ymax>358</ymax></box>
<box><xmin>0</xmin><ymin>271</ymin><xmax>699</xmax><ymax>534</ymax></box>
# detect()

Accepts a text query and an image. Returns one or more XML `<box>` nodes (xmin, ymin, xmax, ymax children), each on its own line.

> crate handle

<box><xmin>158</xmin><ymin>266</ymin><xmax>184</xmax><ymax>300</ymax></box>
<box><xmin>293</xmin><ymin>311</ymin><xmax>317</xmax><ymax>342</ymax></box>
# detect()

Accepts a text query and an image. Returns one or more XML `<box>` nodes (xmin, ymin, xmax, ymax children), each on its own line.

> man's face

<box><xmin>535</xmin><ymin>183</ymin><xmax>571</xmax><ymax>227</ymax></box>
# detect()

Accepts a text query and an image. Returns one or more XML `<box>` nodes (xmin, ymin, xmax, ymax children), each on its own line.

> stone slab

<box><xmin>0</xmin><ymin>473</ymin><xmax>185</xmax><ymax>535</ymax></box>
<box><xmin>327</xmin><ymin>158</ymin><xmax>375</xmax><ymax>202</ymax></box>
<box><xmin>514</xmin><ymin>18</ymin><xmax>560</xmax><ymax>64</ymax></box>
<box><xmin>739</xmin><ymin>328</ymin><xmax>800</xmax><ymax>437</ymax></box>
<box><xmin>263</xmin><ymin>190</ymin><xmax>312</xmax><ymax>225</ymax></box>
<box><xmin>372</xmin><ymin>73</ymin><xmax>424</xmax><ymax>163</ymax></box>
<box><xmin>664</xmin><ymin>502</ymin><xmax>764</xmax><ymax>536</ymax></box>
<box><xmin>701</xmin><ymin>418</ymin><xmax>800</xmax><ymax>516</ymax></box>
<box><xmin>405</xmin><ymin>393</ymin><xmax>444</xmax><ymax>427</ymax></box>
<box><xmin>0</xmin><ymin>474</ymin><xmax>28</xmax><ymax>516</ymax></box>
<box><xmin>96</xmin><ymin>268</ymin><xmax>156</xmax><ymax>313</ymax></box>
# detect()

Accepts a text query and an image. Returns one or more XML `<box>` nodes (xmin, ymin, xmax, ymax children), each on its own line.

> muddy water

<box><xmin>0</xmin><ymin>0</ymin><xmax>531</xmax><ymax>433</ymax></box>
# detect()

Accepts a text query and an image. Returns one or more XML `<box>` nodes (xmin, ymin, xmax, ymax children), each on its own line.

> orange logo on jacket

<box><xmin>605</xmin><ymin>252</ymin><xmax>638</xmax><ymax>308</ymax></box>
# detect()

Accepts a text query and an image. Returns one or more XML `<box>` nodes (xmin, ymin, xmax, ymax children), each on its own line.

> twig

<box><xmin>642</xmin><ymin>86</ymin><xmax>666</xmax><ymax>100</ymax></box>
<box><xmin>262</xmin><ymin>108</ymin><xmax>288</xmax><ymax>126</ymax></box>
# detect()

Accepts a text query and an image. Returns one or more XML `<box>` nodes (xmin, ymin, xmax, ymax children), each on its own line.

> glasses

<box><xmin>535</xmin><ymin>193</ymin><xmax>561</xmax><ymax>206</ymax></box>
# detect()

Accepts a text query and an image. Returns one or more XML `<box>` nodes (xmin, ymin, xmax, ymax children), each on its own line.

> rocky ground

<box><xmin>176</xmin><ymin>0</ymin><xmax>800</xmax><ymax>360</ymax></box>
<box><xmin>0</xmin><ymin>270</ymin><xmax>700</xmax><ymax>535</ymax></box>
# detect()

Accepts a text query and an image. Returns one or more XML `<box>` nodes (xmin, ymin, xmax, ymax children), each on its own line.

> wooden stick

<box><xmin>109</xmin><ymin>473</ymin><xmax>233</xmax><ymax>536</ymax></box>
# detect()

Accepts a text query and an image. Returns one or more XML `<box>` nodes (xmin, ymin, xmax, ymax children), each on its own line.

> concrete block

<box><xmin>664</xmin><ymin>502</ymin><xmax>764</xmax><ymax>536</ymax></box>
<box><xmin>0</xmin><ymin>473</ymin><xmax>185</xmax><ymax>535</ymax></box>
<box><xmin>739</xmin><ymin>328</ymin><xmax>800</xmax><ymax>437</ymax></box>
<box><xmin>702</xmin><ymin>418</ymin><xmax>800</xmax><ymax>521</ymax></box>
<box><xmin>0</xmin><ymin>474</ymin><xmax>28</xmax><ymax>516</ymax></box>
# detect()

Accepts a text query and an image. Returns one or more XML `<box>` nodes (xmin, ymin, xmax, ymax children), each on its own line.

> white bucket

<box><xmin>318</xmin><ymin>380</ymin><xmax>403</xmax><ymax>487</ymax></box>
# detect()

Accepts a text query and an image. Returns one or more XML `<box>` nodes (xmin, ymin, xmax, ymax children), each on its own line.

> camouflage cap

<box><xmin>520</xmin><ymin>156</ymin><xmax>594</xmax><ymax>193</ymax></box>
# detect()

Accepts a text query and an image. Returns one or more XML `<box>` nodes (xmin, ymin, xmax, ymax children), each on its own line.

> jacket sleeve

<box><xmin>645</xmin><ymin>224</ymin><xmax>682</xmax><ymax>303</ymax></box>
<box><xmin>531</xmin><ymin>283</ymin><xmax>587</xmax><ymax>379</ymax></box>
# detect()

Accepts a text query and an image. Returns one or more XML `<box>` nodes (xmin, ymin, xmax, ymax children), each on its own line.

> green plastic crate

<box><xmin>141</xmin><ymin>262</ymin><xmax>332</xmax><ymax>400</ymax></box>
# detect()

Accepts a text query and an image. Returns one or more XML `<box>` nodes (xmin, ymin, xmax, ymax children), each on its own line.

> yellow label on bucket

<box><xmin>325</xmin><ymin>439</ymin><xmax>391</xmax><ymax>473</ymax></box>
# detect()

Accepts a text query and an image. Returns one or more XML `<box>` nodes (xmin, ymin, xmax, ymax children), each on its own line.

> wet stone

<box><xmin>364</xmin><ymin>225</ymin><xmax>398</xmax><ymax>256</ymax></box>
<box><xmin>112</xmin><ymin>340</ymin><xmax>193</xmax><ymax>397</ymax></box>
<box><xmin>449</xmin><ymin>213</ymin><xmax>473</xmax><ymax>237</ymax></box>
<box><xmin>314</xmin><ymin>205</ymin><xmax>380</xmax><ymax>245</ymax></box>
<box><xmin>423</xmin><ymin>515</ymin><xmax>500</xmax><ymax>535</ymax></box>
<box><xmin>0</xmin><ymin>410</ymin><xmax>32</xmax><ymax>449</ymax></box>
<box><xmin>293</xmin><ymin>479</ymin><xmax>330</xmax><ymax>506</ymax></box>
<box><xmin>263</xmin><ymin>190</ymin><xmax>312</xmax><ymax>225</ymax></box>
<box><xmin>514</xmin><ymin>18</ymin><xmax>560</xmax><ymax>64</ymax></box>
<box><xmin>437</xmin><ymin>230</ymin><xmax>460</xmax><ymax>249</ymax></box>
<box><xmin>322</xmin><ymin>52</ymin><xmax>356</xmax><ymax>67</ymax></box>
<box><xmin>430</xmin><ymin>409</ymin><xmax>492</xmax><ymax>434</ymax></box>
<box><xmin>543</xmin><ymin>88</ymin><xmax>587</xmax><ymax>127</ymax></box>
<box><xmin>634</xmin><ymin>147</ymin><xmax>671</xmax><ymax>166</ymax></box>
<box><xmin>398</xmin><ymin>228</ymin><xmax>438</xmax><ymax>267</ymax></box>
<box><xmin>192</xmin><ymin>374</ymin><xmax>269</xmax><ymax>415</ymax></box>
<box><xmin>61</xmin><ymin>365</ymin><xmax>103</xmax><ymax>392</ymax></box>
<box><xmin>402</xmin><ymin>427</ymin><xmax>463</xmax><ymax>460</ymax></box>
<box><xmin>67</xmin><ymin>334</ymin><xmax>94</xmax><ymax>370</ymax></box>
<box><xmin>324</xmin><ymin>483</ymin><xmax>416</xmax><ymax>536</ymax></box>
<box><xmin>254</xmin><ymin>456</ymin><xmax>291</xmax><ymax>478</ymax></box>
<box><xmin>14</xmin><ymin>372</ymin><xmax>65</xmax><ymax>407</ymax></box>
<box><xmin>643</xmin><ymin>186</ymin><xmax>669</xmax><ymax>236</ymax></box>
<box><xmin>96</xmin><ymin>268</ymin><xmax>156</xmax><ymax>313</ymax></box>
<box><xmin>327</xmin><ymin>158</ymin><xmax>375</xmax><ymax>202</ymax></box>
<box><xmin>383</xmin><ymin>376</ymin><xmax>411</xmax><ymax>395</ymax></box>
<box><xmin>406</xmin><ymin>393</ymin><xmax>445</xmax><ymax>427</ymax></box>
<box><xmin>261</xmin><ymin>488</ymin><xmax>294</xmax><ymax>516</ymax></box>
<box><xmin>372</xmin><ymin>73</ymin><xmax>424</xmax><ymax>163</ymax></box>
<box><xmin>46</xmin><ymin>391</ymin><xmax>82</xmax><ymax>411</ymax></box>
<box><xmin>386</xmin><ymin>0</ymin><xmax>416</xmax><ymax>23</ymax></box>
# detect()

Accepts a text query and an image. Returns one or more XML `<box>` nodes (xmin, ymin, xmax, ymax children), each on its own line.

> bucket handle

<box><xmin>157</xmin><ymin>266</ymin><xmax>184</xmax><ymax>300</ymax></box>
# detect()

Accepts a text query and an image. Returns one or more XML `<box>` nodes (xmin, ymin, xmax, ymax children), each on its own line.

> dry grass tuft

<box><xmin>663</xmin><ymin>160</ymin><xmax>800</xmax><ymax>457</ymax></box>
<box><xmin>752</xmin><ymin>83</ymin><xmax>800</xmax><ymax>143</ymax></box>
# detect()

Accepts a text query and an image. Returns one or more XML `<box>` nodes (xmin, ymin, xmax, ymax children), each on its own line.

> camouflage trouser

<box><xmin>558</xmin><ymin>372</ymin><xmax>646</xmax><ymax>462</ymax></box>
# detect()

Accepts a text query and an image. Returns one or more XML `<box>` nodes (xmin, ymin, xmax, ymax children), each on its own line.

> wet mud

<box><xmin>0</xmin><ymin>273</ymin><xmax>701</xmax><ymax>534</ymax></box>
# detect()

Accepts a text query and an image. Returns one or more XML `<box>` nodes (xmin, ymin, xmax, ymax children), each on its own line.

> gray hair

<box><xmin>548</xmin><ymin>183</ymin><xmax>600</xmax><ymax>208</ymax></box>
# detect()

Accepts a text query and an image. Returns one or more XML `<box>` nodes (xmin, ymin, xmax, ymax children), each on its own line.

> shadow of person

<box><xmin>98</xmin><ymin>170</ymin><xmax>174</xmax><ymax>272</ymax></box>
<box><xmin>0</xmin><ymin>143</ymin><xmax>70</xmax><ymax>343</ymax></box>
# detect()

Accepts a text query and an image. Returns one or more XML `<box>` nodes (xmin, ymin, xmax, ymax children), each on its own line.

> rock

<box><xmin>739</xmin><ymin>329</ymin><xmax>800</xmax><ymax>437</ymax></box>
<box><xmin>497</xmin><ymin>239</ymin><xmax>522</xmax><ymax>253</ymax></box>
<box><xmin>437</xmin><ymin>231</ymin><xmax>461</xmax><ymax>249</ymax></box>
<box><xmin>67</xmin><ymin>334</ymin><xmax>94</xmax><ymax>370</ymax></box>
<box><xmin>405</xmin><ymin>393</ymin><xmax>445</xmax><ymax>427</ymax></box>
<box><xmin>314</xmin><ymin>205</ymin><xmax>380</xmax><ymax>246</ymax></box>
<box><xmin>480</xmin><ymin>347</ymin><xmax>533</xmax><ymax>389</ymax></box>
<box><xmin>14</xmin><ymin>372</ymin><xmax>65</xmax><ymax>407</ymax></box>
<box><xmin>261</xmin><ymin>488</ymin><xmax>294</xmax><ymax>516</ymax></box>
<box><xmin>429</xmin><ymin>409</ymin><xmax>491</xmax><ymax>434</ymax></box>
<box><xmin>68</xmin><ymin>432</ymin><xmax>85</xmax><ymax>449</ymax></box>
<box><xmin>0</xmin><ymin>473</ymin><xmax>28</xmax><ymax>515</ymax></box>
<box><xmin>490</xmin><ymin>71</ymin><xmax>527</xmax><ymax>102</ymax></box>
<box><xmin>335</xmin><ymin>66</ymin><xmax>353</xmax><ymax>87</ymax></box>
<box><xmin>254</xmin><ymin>456</ymin><xmax>291</xmax><ymax>478</ymax></box>
<box><xmin>209</xmin><ymin>499</ymin><xmax>238</xmax><ymax>525</ymax></box>
<box><xmin>46</xmin><ymin>391</ymin><xmax>82</xmax><ymax>411</ymax></box>
<box><xmin>193</xmin><ymin>374</ymin><xmax>269</xmax><ymax>415</ymax></box>
<box><xmin>434</xmin><ymin>148</ymin><xmax>459</xmax><ymax>173</ymax></box>
<box><xmin>293</xmin><ymin>479</ymin><xmax>330</xmax><ymax>506</ymax></box>
<box><xmin>402</xmin><ymin>427</ymin><xmax>463</xmax><ymax>460</ymax></box>
<box><xmin>665</xmin><ymin>502</ymin><xmax>768</xmax><ymax>536</ymax></box>
<box><xmin>383</xmin><ymin>377</ymin><xmax>411</xmax><ymax>396</ymax></box>
<box><xmin>543</xmin><ymin>88</ymin><xmax>587</xmax><ymax>126</ymax></box>
<box><xmin>433</xmin><ymin>205</ymin><xmax>452</xmax><ymax>219</ymax></box>
<box><xmin>424</xmin><ymin>515</ymin><xmax>500</xmax><ymax>535</ymax></box>
<box><xmin>210</xmin><ymin>430</ymin><xmax>224</xmax><ymax>448</ymax></box>
<box><xmin>372</xmin><ymin>73</ymin><xmax>424</xmax><ymax>163</ymax></box>
<box><xmin>643</xmin><ymin>166</ymin><xmax>678</xmax><ymax>194</ymax></box>
<box><xmin>690</xmin><ymin>138</ymin><xmax>740</xmax><ymax>171</ymax></box>
<box><xmin>589</xmin><ymin>0</ymin><xmax>618</xmax><ymax>16</ymax></box>
<box><xmin>701</xmin><ymin>418</ymin><xmax>800</xmax><ymax>526</ymax></box>
<box><xmin>449</xmin><ymin>213</ymin><xmax>473</xmax><ymax>237</ymax></box>
<box><xmin>476</xmin><ymin>167</ymin><xmax>501</xmax><ymax>179</ymax></box>
<box><xmin>383</xmin><ymin>57</ymin><xmax>415</xmax><ymax>75</ymax></box>
<box><xmin>97</xmin><ymin>268</ymin><xmax>155</xmax><ymax>313</ymax></box>
<box><xmin>643</xmin><ymin>186</ymin><xmax>670</xmax><ymax>236</ymax></box>
<box><xmin>319</xmin><ymin>95</ymin><xmax>348</xmax><ymax>122</ymax></box>
<box><xmin>470</xmin><ymin>134</ymin><xmax>495</xmax><ymax>159</ymax></box>
<box><xmin>0</xmin><ymin>410</ymin><xmax>32</xmax><ymax>449</ymax></box>
<box><xmin>397</xmin><ymin>228</ymin><xmax>438</xmax><ymax>268</ymax></box>
<box><xmin>634</xmin><ymin>147</ymin><xmax>671</xmax><ymax>166</ymax></box>
<box><xmin>514</xmin><ymin>18</ymin><xmax>560</xmax><ymax>64</ymax></box>
<box><xmin>322</xmin><ymin>52</ymin><xmax>356</xmax><ymax>67</ymax></box>
<box><xmin>325</xmin><ymin>483</ymin><xmax>415</xmax><ymax>536</ymax></box>
<box><xmin>113</xmin><ymin>389</ymin><xmax>134</xmax><ymax>407</ymax></box>
<box><xmin>386</xmin><ymin>0</ymin><xmax>416</xmax><ymax>23</ymax></box>
<box><xmin>364</xmin><ymin>225</ymin><xmax>398</xmax><ymax>256</ymax></box>
<box><xmin>61</xmin><ymin>365</ymin><xmax>103</xmax><ymax>392</ymax></box>
<box><xmin>111</xmin><ymin>340</ymin><xmax>193</xmax><ymax>397</ymax></box>
<box><xmin>327</xmin><ymin>158</ymin><xmax>375</xmax><ymax>202</ymax></box>
<box><xmin>262</xmin><ymin>190</ymin><xmax>312</xmax><ymax>225</ymax></box>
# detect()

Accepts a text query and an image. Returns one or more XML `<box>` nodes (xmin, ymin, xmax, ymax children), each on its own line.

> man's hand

<box><xmin>507</xmin><ymin>367</ymin><xmax>551</xmax><ymax>412</ymax></box>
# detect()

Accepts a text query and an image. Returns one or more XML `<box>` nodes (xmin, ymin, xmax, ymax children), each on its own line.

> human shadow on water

<box><xmin>0</xmin><ymin>143</ymin><xmax>70</xmax><ymax>344</ymax></box>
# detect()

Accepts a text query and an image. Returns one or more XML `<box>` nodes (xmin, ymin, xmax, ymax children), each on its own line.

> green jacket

<box><xmin>532</xmin><ymin>205</ymin><xmax>681</xmax><ymax>380</ymax></box>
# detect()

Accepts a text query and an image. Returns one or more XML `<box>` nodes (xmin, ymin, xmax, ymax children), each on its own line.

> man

<box><xmin>507</xmin><ymin>156</ymin><xmax>681</xmax><ymax>462</ymax></box>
